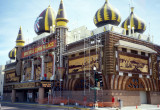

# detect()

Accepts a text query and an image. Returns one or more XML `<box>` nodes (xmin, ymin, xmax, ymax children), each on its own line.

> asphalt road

<box><xmin>1</xmin><ymin>102</ymin><xmax>160</xmax><ymax>110</ymax></box>
<box><xmin>0</xmin><ymin>102</ymin><xmax>88</xmax><ymax>110</ymax></box>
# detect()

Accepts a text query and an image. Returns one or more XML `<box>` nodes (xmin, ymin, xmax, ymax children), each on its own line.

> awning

<box><xmin>115</xmin><ymin>40</ymin><xmax>157</xmax><ymax>53</ymax></box>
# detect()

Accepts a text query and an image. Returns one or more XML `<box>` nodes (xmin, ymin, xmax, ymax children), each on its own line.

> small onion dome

<box><xmin>121</xmin><ymin>7</ymin><xmax>146</xmax><ymax>34</ymax></box>
<box><xmin>34</xmin><ymin>5</ymin><xmax>56</xmax><ymax>35</ymax></box>
<box><xmin>56</xmin><ymin>0</ymin><xmax>68</xmax><ymax>27</ymax></box>
<box><xmin>8</xmin><ymin>48</ymin><xmax>16</xmax><ymax>60</ymax></box>
<box><xmin>94</xmin><ymin>0</ymin><xmax>121</xmax><ymax>27</ymax></box>
<box><xmin>16</xmin><ymin>26</ymin><xmax>25</xmax><ymax>47</ymax></box>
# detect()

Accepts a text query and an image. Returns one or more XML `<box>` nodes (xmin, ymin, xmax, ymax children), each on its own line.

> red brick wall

<box><xmin>57</xmin><ymin>90</ymin><xmax>141</xmax><ymax>106</ymax></box>
<box><xmin>150</xmin><ymin>92</ymin><xmax>160</xmax><ymax>105</ymax></box>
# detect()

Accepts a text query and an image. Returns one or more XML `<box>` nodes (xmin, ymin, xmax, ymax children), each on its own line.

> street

<box><xmin>1</xmin><ymin>102</ymin><xmax>160</xmax><ymax>110</ymax></box>
<box><xmin>0</xmin><ymin>102</ymin><xmax>89</xmax><ymax>110</ymax></box>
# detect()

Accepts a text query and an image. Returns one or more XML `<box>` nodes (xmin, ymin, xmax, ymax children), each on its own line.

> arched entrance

<box><xmin>125</xmin><ymin>77</ymin><xmax>147</xmax><ymax>104</ymax></box>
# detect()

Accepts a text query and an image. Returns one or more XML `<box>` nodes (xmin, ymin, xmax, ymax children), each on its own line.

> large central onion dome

<box><xmin>8</xmin><ymin>48</ymin><xmax>16</xmax><ymax>60</ymax></box>
<box><xmin>34</xmin><ymin>5</ymin><xmax>56</xmax><ymax>35</ymax></box>
<box><xmin>94</xmin><ymin>0</ymin><xmax>121</xmax><ymax>27</ymax></box>
<box><xmin>121</xmin><ymin>7</ymin><xmax>146</xmax><ymax>34</ymax></box>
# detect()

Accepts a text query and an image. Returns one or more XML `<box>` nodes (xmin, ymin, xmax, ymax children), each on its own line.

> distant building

<box><xmin>67</xmin><ymin>26</ymin><xmax>91</xmax><ymax>44</ymax></box>
<box><xmin>0</xmin><ymin>65</ymin><xmax>5</xmax><ymax>100</ymax></box>
<box><xmin>3</xmin><ymin>0</ymin><xmax>160</xmax><ymax>106</ymax></box>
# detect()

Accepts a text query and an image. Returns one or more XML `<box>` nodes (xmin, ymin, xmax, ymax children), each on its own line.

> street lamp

<box><xmin>93</xmin><ymin>66</ymin><xmax>96</xmax><ymax>71</ymax></box>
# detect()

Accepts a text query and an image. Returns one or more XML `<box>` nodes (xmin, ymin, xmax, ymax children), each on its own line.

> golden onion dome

<box><xmin>121</xmin><ymin>7</ymin><xmax>146</xmax><ymax>34</ymax></box>
<box><xmin>34</xmin><ymin>5</ymin><xmax>56</xmax><ymax>35</ymax></box>
<box><xmin>8</xmin><ymin>48</ymin><xmax>16</xmax><ymax>60</ymax></box>
<box><xmin>94</xmin><ymin>0</ymin><xmax>121</xmax><ymax>27</ymax></box>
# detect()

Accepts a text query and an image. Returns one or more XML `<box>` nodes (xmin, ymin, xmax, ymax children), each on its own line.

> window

<box><xmin>122</xmin><ymin>48</ymin><xmax>127</xmax><ymax>52</ymax></box>
<box><xmin>126</xmin><ymin>78</ymin><xmax>145</xmax><ymax>91</ymax></box>
<box><xmin>141</xmin><ymin>52</ymin><xmax>145</xmax><ymax>56</ymax></box>
<box><xmin>90</xmin><ymin>49</ymin><xmax>96</xmax><ymax>53</ymax></box>
<box><xmin>71</xmin><ymin>54</ymin><xmax>75</xmax><ymax>57</ymax></box>
<box><xmin>131</xmin><ymin>50</ymin><xmax>138</xmax><ymax>54</ymax></box>
<box><xmin>79</xmin><ymin>52</ymin><xmax>85</xmax><ymax>56</ymax></box>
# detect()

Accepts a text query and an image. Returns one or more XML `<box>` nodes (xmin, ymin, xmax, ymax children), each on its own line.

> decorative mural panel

<box><xmin>158</xmin><ymin>61</ymin><xmax>160</xmax><ymax>79</ymax></box>
<box><xmin>6</xmin><ymin>72</ymin><xmax>19</xmax><ymax>83</ymax></box>
<box><xmin>35</xmin><ymin>66</ymin><xmax>41</xmax><ymax>80</ymax></box>
<box><xmin>45</xmin><ymin>62</ymin><xmax>53</xmax><ymax>80</ymax></box>
<box><xmin>126</xmin><ymin>77</ymin><xmax>145</xmax><ymax>91</ymax></box>
<box><xmin>119</xmin><ymin>53</ymin><xmax>149</xmax><ymax>74</ymax></box>
<box><xmin>69</xmin><ymin>54</ymin><xmax>99</xmax><ymax>74</ymax></box>
<box><xmin>151</xmin><ymin>54</ymin><xmax>158</xmax><ymax>79</ymax></box>
<box><xmin>25</xmin><ymin>67</ymin><xmax>31</xmax><ymax>81</ymax></box>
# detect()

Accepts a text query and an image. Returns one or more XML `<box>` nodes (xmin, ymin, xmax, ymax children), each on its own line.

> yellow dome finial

<box><xmin>131</xmin><ymin>7</ymin><xmax>134</xmax><ymax>13</ymax></box>
<box><xmin>106</xmin><ymin>0</ymin><xmax>108</xmax><ymax>3</ymax></box>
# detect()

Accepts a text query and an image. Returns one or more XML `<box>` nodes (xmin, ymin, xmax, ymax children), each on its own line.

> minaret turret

<box><xmin>15</xmin><ymin>26</ymin><xmax>25</xmax><ymax>76</ymax></box>
<box><xmin>16</xmin><ymin>26</ymin><xmax>25</xmax><ymax>47</ymax></box>
<box><xmin>55</xmin><ymin>0</ymin><xmax>68</xmax><ymax>84</ymax></box>
<box><xmin>56</xmin><ymin>0</ymin><xmax>68</xmax><ymax>27</ymax></box>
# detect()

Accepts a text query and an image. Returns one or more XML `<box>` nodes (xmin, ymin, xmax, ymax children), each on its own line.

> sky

<box><xmin>0</xmin><ymin>0</ymin><xmax>160</xmax><ymax>65</ymax></box>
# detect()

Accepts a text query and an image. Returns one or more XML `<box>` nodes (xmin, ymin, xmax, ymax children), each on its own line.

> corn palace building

<box><xmin>3</xmin><ymin>0</ymin><xmax>160</xmax><ymax>106</ymax></box>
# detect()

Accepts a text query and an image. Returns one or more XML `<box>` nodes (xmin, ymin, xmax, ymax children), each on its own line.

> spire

<box><xmin>56</xmin><ymin>0</ymin><xmax>68</xmax><ymax>27</ymax></box>
<box><xmin>131</xmin><ymin>7</ymin><xmax>134</xmax><ymax>13</ymax></box>
<box><xmin>105</xmin><ymin>0</ymin><xmax>108</xmax><ymax>3</ymax></box>
<box><xmin>16</xmin><ymin>26</ymin><xmax>25</xmax><ymax>47</ymax></box>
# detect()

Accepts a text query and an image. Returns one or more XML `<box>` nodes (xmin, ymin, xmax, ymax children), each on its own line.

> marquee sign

<box><xmin>119</xmin><ymin>53</ymin><xmax>149</xmax><ymax>74</ymax></box>
<box><xmin>22</xmin><ymin>40</ymin><xmax>56</xmax><ymax>58</ymax></box>
<box><xmin>14</xmin><ymin>82</ymin><xmax>36</xmax><ymax>89</ymax></box>
<box><xmin>41</xmin><ymin>82</ymin><xmax>51</xmax><ymax>88</ymax></box>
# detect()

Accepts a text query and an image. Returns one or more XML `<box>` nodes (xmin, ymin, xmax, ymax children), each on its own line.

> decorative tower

<box><xmin>16</xmin><ymin>26</ymin><xmax>25</xmax><ymax>47</ymax></box>
<box><xmin>16</xmin><ymin>26</ymin><xmax>25</xmax><ymax>76</ymax></box>
<box><xmin>121</xmin><ymin>7</ymin><xmax>146</xmax><ymax>35</ymax></box>
<box><xmin>56</xmin><ymin>0</ymin><xmax>68</xmax><ymax>81</ymax></box>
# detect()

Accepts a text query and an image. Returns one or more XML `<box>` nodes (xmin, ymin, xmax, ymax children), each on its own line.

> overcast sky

<box><xmin>0</xmin><ymin>0</ymin><xmax>160</xmax><ymax>65</ymax></box>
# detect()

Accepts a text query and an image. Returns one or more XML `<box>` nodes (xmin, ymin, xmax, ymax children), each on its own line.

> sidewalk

<box><xmin>92</xmin><ymin>104</ymin><xmax>160</xmax><ymax>110</ymax></box>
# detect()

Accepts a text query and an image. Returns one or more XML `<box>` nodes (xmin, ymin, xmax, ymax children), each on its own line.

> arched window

<box><xmin>126</xmin><ymin>77</ymin><xmax>145</xmax><ymax>91</ymax></box>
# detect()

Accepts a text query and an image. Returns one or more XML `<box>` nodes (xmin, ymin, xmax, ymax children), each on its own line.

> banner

<box><xmin>119</xmin><ymin>53</ymin><xmax>149</xmax><ymax>73</ymax></box>
<box><xmin>22</xmin><ymin>40</ymin><xmax>56</xmax><ymax>58</ymax></box>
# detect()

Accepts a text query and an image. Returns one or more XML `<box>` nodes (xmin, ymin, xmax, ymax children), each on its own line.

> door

<box><xmin>140</xmin><ymin>91</ymin><xmax>147</xmax><ymax>104</ymax></box>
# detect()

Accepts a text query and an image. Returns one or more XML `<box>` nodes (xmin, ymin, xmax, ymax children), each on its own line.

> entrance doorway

<box><xmin>140</xmin><ymin>91</ymin><xmax>147</xmax><ymax>104</ymax></box>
